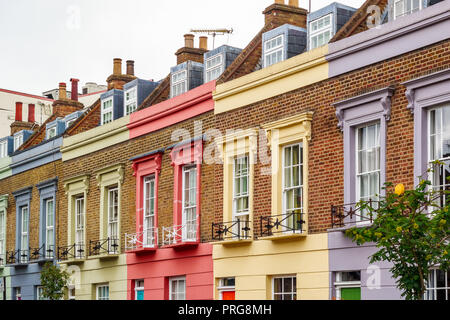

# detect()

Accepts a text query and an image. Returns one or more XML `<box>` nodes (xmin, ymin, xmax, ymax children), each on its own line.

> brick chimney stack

<box><xmin>126</xmin><ymin>60</ymin><xmax>135</xmax><ymax>76</ymax></box>
<box><xmin>175</xmin><ymin>34</ymin><xmax>208</xmax><ymax>65</ymax></box>
<box><xmin>52</xmin><ymin>81</ymin><xmax>84</xmax><ymax>117</ymax></box>
<box><xmin>106</xmin><ymin>58</ymin><xmax>136</xmax><ymax>90</ymax></box>
<box><xmin>263</xmin><ymin>0</ymin><xmax>307</xmax><ymax>28</ymax></box>
<box><xmin>70</xmin><ymin>78</ymin><xmax>79</xmax><ymax>102</ymax></box>
<box><xmin>10</xmin><ymin>101</ymin><xmax>35</xmax><ymax>135</ymax></box>
<box><xmin>28</xmin><ymin>104</ymin><xmax>35</xmax><ymax>123</ymax></box>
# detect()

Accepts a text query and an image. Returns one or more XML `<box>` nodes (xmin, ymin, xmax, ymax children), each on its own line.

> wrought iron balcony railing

<box><xmin>260</xmin><ymin>211</ymin><xmax>305</xmax><ymax>237</ymax></box>
<box><xmin>212</xmin><ymin>219</ymin><xmax>252</xmax><ymax>241</ymax></box>
<box><xmin>29</xmin><ymin>244</ymin><xmax>55</xmax><ymax>261</ymax></box>
<box><xmin>125</xmin><ymin>228</ymin><xmax>158</xmax><ymax>251</ymax></box>
<box><xmin>331</xmin><ymin>200</ymin><xmax>378</xmax><ymax>229</ymax></box>
<box><xmin>89</xmin><ymin>238</ymin><xmax>119</xmax><ymax>256</ymax></box>
<box><xmin>5</xmin><ymin>249</ymin><xmax>29</xmax><ymax>265</ymax></box>
<box><xmin>162</xmin><ymin>223</ymin><xmax>197</xmax><ymax>246</ymax></box>
<box><xmin>58</xmin><ymin>243</ymin><xmax>85</xmax><ymax>261</ymax></box>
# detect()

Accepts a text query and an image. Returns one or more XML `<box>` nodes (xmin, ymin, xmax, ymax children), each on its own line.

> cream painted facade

<box><xmin>213</xmin><ymin>39</ymin><xmax>330</xmax><ymax>300</ymax></box>
<box><xmin>61</xmin><ymin>255</ymin><xmax>127</xmax><ymax>300</ymax></box>
<box><xmin>213</xmin><ymin>234</ymin><xmax>329</xmax><ymax>300</ymax></box>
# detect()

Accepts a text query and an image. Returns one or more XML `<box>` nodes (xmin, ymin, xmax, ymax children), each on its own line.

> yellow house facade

<box><xmin>212</xmin><ymin>46</ymin><xmax>330</xmax><ymax>300</ymax></box>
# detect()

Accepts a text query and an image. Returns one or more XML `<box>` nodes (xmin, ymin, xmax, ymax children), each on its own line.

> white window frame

<box><xmin>309</xmin><ymin>13</ymin><xmax>333</xmax><ymax>50</ymax></box>
<box><xmin>74</xmin><ymin>196</ymin><xmax>85</xmax><ymax>257</ymax></box>
<box><xmin>0</xmin><ymin>208</ymin><xmax>5</xmax><ymax>264</ymax></box>
<box><xmin>68</xmin><ymin>285</ymin><xmax>76</xmax><ymax>300</ymax></box>
<box><xmin>355</xmin><ymin>122</ymin><xmax>381</xmax><ymax>221</ymax></box>
<box><xmin>264</xmin><ymin>34</ymin><xmax>284</xmax><ymax>68</ymax></box>
<box><xmin>45</xmin><ymin>198</ymin><xmax>54</xmax><ymax>258</ymax></box>
<box><xmin>14</xmin><ymin>134</ymin><xmax>23</xmax><ymax>151</ymax></box>
<box><xmin>393</xmin><ymin>0</ymin><xmax>422</xmax><ymax>20</ymax></box>
<box><xmin>124</xmin><ymin>87</ymin><xmax>138</xmax><ymax>116</ymax></box>
<box><xmin>20</xmin><ymin>206</ymin><xmax>29</xmax><ymax>263</ymax></box>
<box><xmin>66</xmin><ymin>119</ymin><xmax>76</xmax><ymax>129</ymax></box>
<box><xmin>36</xmin><ymin>286</ymin><xmax>47</xmax><ymax>300</ymax></box>
<box><xmin>134</xmin><ymin>279</ymin><xmax>144</xmax><ymax>300</ymax></box>
<box><xmin>171</xmin><ymin>70</ymin><xmax>187</xmax><ymax>98</ymax></box>
<box><xmin>428</xmin><ymin>105</ymin><xmax>450</xmax><ymax>208</ymax></box>
<box><xmin>96</xmin><ymin>284</ymin><xmax>109</xmax><ymax>300</ymax></box>
<box><xmin>205</xmin><ymin>53</ymin><xmax>223</xmax><ymax>82</ymax></box>
<box><xmin>143</xmin><ymin>176</ymin><xmax>156</xmax><ymax>248</ymax></box>
<box><xmin>281</xmin><ymin>143</ymin><xmax>304</xmax><ymax>233</ymax></box>
<box><xmin>181</xmin><ymin>165</ymin><xmax>197</xmax><ymax>242</ymax></box>
<box><xmin>217</xmin><ymin>277</ymin><xmax>235</xmax><ymax>300</ymax></box>
<box><xmin>15</xmin><ymin>287</ymin><xmax>21</xmax><ymax>300</ymax></box>
<box><xmin>46</xmin><ymin>126</ymin><xmax>57</xmax><ymax>140</ymax></box>
<box><xmin>272</xmin><ymin>275</ymin><xmax>297</xmax><ymax>300</ymax></box>
<box><xmin>334</xmin><ymin>271</ymin><xmax>361</xmax><ymax>300</ymax></box>
<box><xmin>424</xmin><ymin>268</ymin><xmax>450</xmax><ymax>300</ymax></box>
<box><xmin>169</xmin><ymin>276</ymin><xmax>186</xmax><ymax>300</ymax></box>
<box><xmin>107</xmin><ymin>187</ymin><xmax>119</xmax><ymax>242</ymax></box>
<box><xmin>0</xmin><ymin>140</ymin><xmax>7</xmax><ymax>158</ymax></box>
<box><xmin>101</xmin><ymin>97</ymin><xmax>114</xmax><ymax>125</ymax></box>
<box><xmin>232</xmin><ymin>156</ymin><xmax>250</xmax><ymax>238</ymax></box>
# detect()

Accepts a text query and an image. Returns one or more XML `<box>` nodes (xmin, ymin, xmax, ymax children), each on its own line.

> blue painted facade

<box><xmin>306</xmin><ymin>2</ymin><xmax>356</xmax><ymax>50</ymax></box>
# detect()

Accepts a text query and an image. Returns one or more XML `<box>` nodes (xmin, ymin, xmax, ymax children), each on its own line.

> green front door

<box><xmin>341</xmin><ymin>287</ymin><xmax>361</xmax><ymax>300</ymax></box>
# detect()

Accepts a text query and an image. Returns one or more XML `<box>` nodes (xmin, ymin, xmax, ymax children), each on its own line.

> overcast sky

<box><xmin>0</xmin><ymin>0</ymin><xmax>365</xmax><ymax>95</ymax></box>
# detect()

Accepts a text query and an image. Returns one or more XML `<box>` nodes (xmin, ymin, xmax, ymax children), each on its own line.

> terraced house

<box><xmin>0</xmin><ymin>80</ymin><xmax>85</xmax><ymax>300</ymax></box>
<box><xmin>0</xmin><ymin>0</ymin><xmax>448</xmax><ymax>301</ymax></box>
<box><xmin>212</xmin><ymin>0</ymin><xmax>449</xmax><ymax>300</ymax></box>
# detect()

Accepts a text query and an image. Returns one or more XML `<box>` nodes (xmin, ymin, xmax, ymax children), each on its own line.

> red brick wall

<box><xmin>214</xmin><ymin>40</ymin><xmax>450</xmax><ymax>235</ymax></box>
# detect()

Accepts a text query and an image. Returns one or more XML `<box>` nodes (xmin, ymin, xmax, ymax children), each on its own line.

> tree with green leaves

<box><xmin>40</xmin><ymin>261</ymin><xmax>70</xmax><ymax>300</ymax></box>
<box><xmin>345</xmin><ymin>168</ymin><xmax>449</xmax><ymax>300</ymax></box>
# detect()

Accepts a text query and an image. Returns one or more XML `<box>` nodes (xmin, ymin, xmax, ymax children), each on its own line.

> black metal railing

<box><xmin>58</xmin><ymin>243</ymin><xmax>85</xmax><ymax>261</ymax></box>
<box><xmin>0</xmin><ymin>253</ymin><xmax>4</xmax><ymax>266</ymax></box>
<box><xmin>29</xmin><ymin>244</ymin><xmax>55</xmax><ymax>261</ymax></box>
<box><xmin>88</xmin><ymin>238</ymin><xmax>119</xmax><ymax>256</ymax></box>
<box><xmin>212</xmin><ymin>219</ymin><xmax>252</xmax><ymax>241</ymax></box>
<box><xmin>331</xmin><ymin>200</ymin><xmax>378</xmax><ymax>228</ymax></box>
<box><xmin>5</xmin><ymin>249</ymin><xmax>29</xmax><ymax>264</ymax></box>
<box><xmin>260</xmin><ymin>211</ymin><xmax>305</xmax><ymax>237</ymax></box>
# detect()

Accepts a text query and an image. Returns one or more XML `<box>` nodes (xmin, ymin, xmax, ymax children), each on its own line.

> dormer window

<box><xmin>205</xmin><ymin>54</ymin><xmax>223</xmax><ymax>82</ymax></box>
<box><xmin>47</xmin><ymin>127</ymin><xmax>57</xmax><ymax>139</ymax></box>
<box><xmin>393</xmin><ymin>0</ymin><xmax>421</xmax><ymax>19</ymax></box>
<box><xmin>171</xmin><ymin>70</ymin><xmax>187</xmax><ymax>98</ymax></box>
<box><xmin>125</xmin><ymin>87</ymin><xmax>137</xmax><ymax>116</ymax></box>
<box><xmin>0</xmin><ymin>140</ymin><xmax>7</xmax><ymax>158</ymax></box>
<box><xmin>309</xmin><ymin>14</ymin><xmax>332</xmax><ymax>50</ymax></box>
<box><xmin>14</xmin><ymin>134</ymin><xmax>23</xmax><ymax>151</ymax></box>
<box><xmin>264</xmin><ymin>35</ymin><xmax>284</xmax><ymax>68</ymax></box>
<box><xmin>102</xmin><ymin>98</ymin><xmax>113</xmax><ymax>125</ymax></box>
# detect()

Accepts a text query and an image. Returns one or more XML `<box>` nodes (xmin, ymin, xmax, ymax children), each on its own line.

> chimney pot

<box><xmin>126</xmin><ymin>60</ymin><xmax>135</xmax><ymax>76</ymax></box>
<box><xmin>15</xmin><ymin>102</ymin><xmax>23</xmax><ymax>122</ymax></box>
<box><xmin>184</xmin><ymin>34</ymin><xmax>195</xmax><ymax>48</ymax></box>
<box><xmin>28</xmin><ymin>104</ymin><xmax>35</xmax><ymax>123</ymax></box>
<box><xmin>288</xmin><ymin>0</ymin><xmax>298</xmax><ymax>6</ymax></box>
<box><xmin>199</xmin><ymin>36</ymin><xmax>208</xmax><ymax>50</ymax></box>
<box><xmin>113</xmin><ymin>58</ymin><xmax>122</xmax><ymax>75</ymax></box>
<box><xmin>70</xmin><ymin>78</ymin><xmax>79</xmax><ymax>102</ymax></box>
<box><xmin>275</xmin><ymin>0</ymin><xmax>284</xmax><ymax>4</ymax></box>
<box><xmin>59</xmin><ymin>82</ymin><xmax>67</xmax><ymax>100</ymax></box>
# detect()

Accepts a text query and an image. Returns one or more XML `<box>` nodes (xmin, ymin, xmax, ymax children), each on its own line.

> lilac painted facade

<box><xmin>326</xmin><ymin>1</ymin><xmax>450</xmax><ymax>300</ymax></box>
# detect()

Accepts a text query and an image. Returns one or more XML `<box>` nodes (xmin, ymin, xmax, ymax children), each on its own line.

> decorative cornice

<box><xmin>12</xmin><ymin>186</ymin><xmax>33</xmax><ymax>199</ymax></box>
<box><xmin>334</xmin><ymin>86</ymin><xmax>395</xmax><ymax>131</ymax></box>
<box><xmin>402</xmin><ymin>68</ymin><xmax>450</xmax><ymax>114</ymax></box>
<box><xmin>94</xmin><ymin>163</ymin><xmax>125</xmax><ymax>186</ymax></box>
<box><xmin>36</xmin><ymin>177</ymin><xmax>58</xmax><ymax>191</ymax></box>
<box><xmin>63</xmin><ymin>174</ymin><xmax>90</xmax><ymax>195</ymax></box>
<box><xmin>131</xmin><ymin>152</ymin><xmax>163</xmax><ymax>177</ymax></box>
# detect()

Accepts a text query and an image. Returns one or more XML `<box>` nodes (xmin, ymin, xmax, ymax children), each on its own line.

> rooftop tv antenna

<box><xmin>190</xmin><ymin>28</ymin><xmax>233</xmax><ymax>49</ymax></box>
